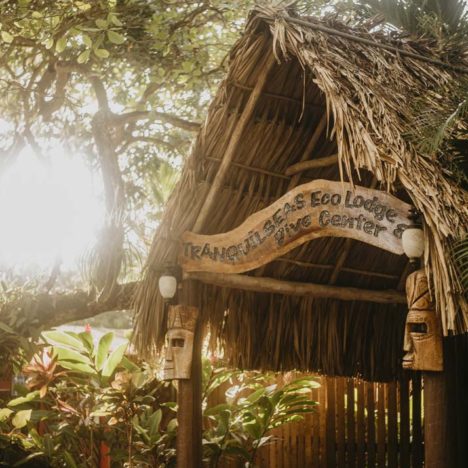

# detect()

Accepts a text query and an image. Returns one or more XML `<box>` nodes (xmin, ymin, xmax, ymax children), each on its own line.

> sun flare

<box><xmin>0</xmin><ymin>147</ymin><xmax>104</xmax><ymax>269</ymax></box>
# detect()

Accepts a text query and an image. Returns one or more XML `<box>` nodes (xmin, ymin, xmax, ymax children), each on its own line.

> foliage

<box><xmin>202</xmin><ymin>362</ymin><xmax>319</xmax><ymax>467</ymax></box>
<box><xmin>358</xmin><ymin>0</ymin><xmax>468</xmax><ymax>36</ymax></box>
<box><xmin>0</xmin><ymin>329</ymin><xmax>176</xmax><ymax>467</ymax></box>
<box><xmin>0</xmin><ymin>0</ymin><xmax>254</xmax><ymax>292</ymax></box>
<box><xmin>0</xmin><ymin>336</ymin><xmax>319</xmax><ymax>467</ymax></box>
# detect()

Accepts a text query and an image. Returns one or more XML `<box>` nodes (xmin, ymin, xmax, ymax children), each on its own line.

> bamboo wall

<box><xmin>215</xmin><ymin>373</ymin><xmax>424</xmax><ymax>468</ymax></box>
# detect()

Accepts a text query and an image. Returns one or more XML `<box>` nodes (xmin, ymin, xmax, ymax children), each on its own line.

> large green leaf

<box><xmin>58</xmin><ymin>361</ymin><xmax>96</xmax><ymax>374</ymax></box>
<box><xmin>101</xmin><ymin>342</ymin><xmax>127</xmax><ymax>378</ymax></box>
<box><xmin>55</xmin><ymin>346</ymin><xmax>91</xmax><ymax>365</ymax></box>
<box><xmin>95</xmin><ymin>332</ymin><xmax>114</xmax><ymax>370</ymax></box>
<box><xmin>8</xmin><ymin>391</ymin><xmax>40</xmax><ymax>407</ymax></box>
<box><xmin>42</xmin><ymin>331</ymin><xmax>85</xmax><ymax>351</ymax></box>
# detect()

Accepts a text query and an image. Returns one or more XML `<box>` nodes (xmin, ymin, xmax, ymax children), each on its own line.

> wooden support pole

<box><xmin>285</xmin><ymin>153</ymin><xmax>338</xmax><ymax>176</ymax></box>
<box><xmin>192</xmin><ymin>54</ymin><xmax>277</xmax><ymax>234</ymax></box>
<box><xmin>176</xmin><ymin>280</ymin><xmax>202</xmax><ymax>468</ymax></box>
<box><xmin>185</xmin><ymin>271</ymin><xmax>406</xmax><ymax>304</ymax></box>
<box><xmin>424</xmin><ymin>372</ymin><xmax>451</xmax><ymax>468</ymax></box>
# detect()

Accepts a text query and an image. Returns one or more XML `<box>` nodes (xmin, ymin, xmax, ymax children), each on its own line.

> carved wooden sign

<box><xmin>179</xmin><ymin>179</ymin><xmax>412</xmax><ymax>274</ymax></box>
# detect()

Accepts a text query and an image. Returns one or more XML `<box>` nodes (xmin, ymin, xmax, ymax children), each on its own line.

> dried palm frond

<box><xmin>132</xmin><ymin>4</ymin><xmax>468</xmax><ymax>380</ymax></box>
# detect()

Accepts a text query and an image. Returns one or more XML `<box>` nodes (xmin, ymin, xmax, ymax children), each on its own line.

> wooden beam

<box><xmin>229</xmin><ymin>80</ymin><xmax>323</xmax><ymax>107</ymax></box>
<box><xmin>275</xmin><ymin>257</ymin><xmax>399</xmax><ymax>280</ymax></box>
<box><xmin>285</xmin><ymin>154</ymin><xmax>338</xmax><ymax>176</ymax></box>
<box><xmin>204</xmin><ymin>156</ymin><xmax>290</xmax><ymax>180</ymax></box>
<box><xmin>192</xmin><ymin>54</ymin><xmax>277</xmax><ymax>234</ymax></box>
<box><xmin>185</xmin><ymin>271</ymin><xmax>406</xmax><ymax>304</ymax></box>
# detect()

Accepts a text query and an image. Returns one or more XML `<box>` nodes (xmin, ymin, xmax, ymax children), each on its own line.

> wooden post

<box><xmin>423</xmin><ymin>372</ymin><xmax>450</xmax><ymax>468</ymax></box>
<box><xmin>176</xmin><ymin>279</ymin><xmax>203</xmax><ymax>468</ymax></box>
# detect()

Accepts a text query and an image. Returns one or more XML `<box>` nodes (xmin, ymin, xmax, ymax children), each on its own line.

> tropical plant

<box><xmin>0</xmin><ymin>329</ymin><xmax>176</xmax><ymax>467</ymax></box>
<box><xmin>202</xmin><ymin>363</ymin><xmax>319</xmax><ymax>467</ymax></box>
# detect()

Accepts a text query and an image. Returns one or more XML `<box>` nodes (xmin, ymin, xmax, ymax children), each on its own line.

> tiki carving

<box><xmin>162</xmin><ymin>305</ymin><xmax>199</xmax><ymax>380</ymax></box>
<box><xmin>403</xmin><ymin>269</ymin><xmax>443</xmax><ymax>371</ymax></box>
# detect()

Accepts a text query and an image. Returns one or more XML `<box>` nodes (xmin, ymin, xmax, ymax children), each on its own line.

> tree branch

<box><xmin>1</xmin><ymin>282</ymin><xmax>137</xmax><ymax>335</ymax></box>
<box><xmin>111</xmin><ymin>110</ymin><xmax>200</xmax><ymax>131</ymax></box>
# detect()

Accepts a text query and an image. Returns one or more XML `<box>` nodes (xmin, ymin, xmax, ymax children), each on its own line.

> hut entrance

<box><xmin>134</xmin><ymin>6</ymin><xmax>467</xmax><ymax>467</ymax></box>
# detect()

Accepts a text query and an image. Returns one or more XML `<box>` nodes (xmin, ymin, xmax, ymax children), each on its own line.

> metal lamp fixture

<box><xmin>158</xmin><ymin>265</ymin><xmax>178</xmax><ymax>302</ymax></box>
<box><xmin>401</xmin><ymin>208</ymin><xmax>424</xmax><ymax>264</ymax></box>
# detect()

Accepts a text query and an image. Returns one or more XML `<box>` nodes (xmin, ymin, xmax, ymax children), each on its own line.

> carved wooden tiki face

<box><xmin>403</xmin><ymin>269</ymin><xmax>443</xmax><ymax>371</ymax></box>
<box><xmin>162</xmin><ymin>305</ymin><xmax>199</xmax><ymax>380</ymax></box>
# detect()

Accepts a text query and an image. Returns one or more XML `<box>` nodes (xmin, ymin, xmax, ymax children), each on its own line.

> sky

<box><xmin>0</xmin><ymin>145</ymin><xmax>104</xmax><ymax>271</ymax></box>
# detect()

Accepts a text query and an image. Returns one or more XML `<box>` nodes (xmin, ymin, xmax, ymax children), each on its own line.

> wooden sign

<box><xmin>179</xmin><ymin>179</ymin><xmax>412</xmax><ymax>274</ymax></box>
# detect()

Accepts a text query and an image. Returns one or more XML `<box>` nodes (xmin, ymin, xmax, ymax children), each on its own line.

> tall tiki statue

<box><xmin>162</xmin><ymin>305</ymin><xmax>199</xmax><ymax>380</ymax></box>
<box><xmin>403</xmin><ymin>269</ymin><xmax>443</xmax><ymax>371</ymax></box>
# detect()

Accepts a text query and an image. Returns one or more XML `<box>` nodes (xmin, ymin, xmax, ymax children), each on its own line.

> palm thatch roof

<box><xmin>133</xmin><ymin>5</ymin><xmax>468</xmax><ymax>381</ymax></box>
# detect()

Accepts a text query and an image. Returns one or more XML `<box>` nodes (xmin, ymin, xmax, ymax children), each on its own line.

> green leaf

<box><xmin>77</xmin><ymin>49</ymin><xmax>90</xmax><ymax>64</ymax></box>
<box><xmin>95</xmin><ymin>332</ymin><xmax>114</xmax><ymax>370</ymax></box>
<box><xmin>95</xmin><ymin>19</ymin><xmax>108</xmax><ymax>29</ymax></box>
<box><xmin>245</xmin><ymin>388</ymin><xmax>265</xmax><ymax>404</ymax></box>
<box><xmin>130</xmin><ymin>371</ymin><xmax>147</xmax><ymax>388</ymax></box>
<box><xmin>121</xmin><ymin>356</ymin><xmax>140</xmax><ymax>372</ymax></box>
<box><xmin>59</xmin><ymin>361</ymin><xmax>96</xmax><ymax>374</ymax></box>
<box><xmin>56</xmin><ymin>36</ymin><xmax>67</xmax><ymax>52</ymax></box>
<box><xmin>94</xmin><ymin>48</ymin><xmax>109</xmax><ymax>58</ymax></box>
<box><xmin>28</xmin><ymin>428</ymin><xmax>43</xmax><ymax>448</ymax></box>
<box><xmin>0</xmin><ymin>408</ymin><xmax>13</xmax><ymax>421</ymax></box>
<box><xmin>108</xmin><ymin>13</ymin><xmax>123</xmax><ymax>27</ymax></box>
<box><xmin>101</xmin><ymin>342</ymin><xmax>127</xmax><ymax>377</ymax></box>
<box><xmin>62</xmin><ymin>451</ymin><xmax>78</xmax><ymax>468</ymax></box>
<box><xmin>1</xmin><ymin>31</ymin><xmax>14</xmax><ymax>43</ymax></box>
<box><xmin>55</xmin><ymin>346</ymin><xmax>91</xmax><ymax>365</ymax></box>
<box><xmin>78</xmin><ymin>331</ymin><xmax>94</xmax><ymax>351</ymax></box>
<box><xmin>243</xmin><ymin>418</ymin><xmax>262</xmax><ymax>440</ymax></box>
<box><xmin>167</xmin><ymin>417</ymin><xmax>177</xmax><ymax>432</ymax></box>
<box><xmin>161</xmin><ymin>401</ymin><xmax>177</xmax><ymax>411</ymax></box>
<box><xmin>148</xmin><ymin>409</ymin><xmax>162</xmax><ymax>437</ymax></box>
<box><xmin>8</xmin><ymin>392</ymin><xmax>40</xmax><ymax>407</ymax></box>
<box><xmin>204</xmin><ymin>403</ymin><xmax>232</xmax><ymax>416</ymax></box>
<box><xmin>12</xmin><ymin>409</ymin><xmax>32</xmax><ymax>428</ymax></box>
<box><xmin>107</xmin><ymin>30</ymin><xmax>125</xmax><ymax>45</ymax></box>
<box><xmin>42</xmin><ymin>331</ymin><xmax>85</xmax><ymax>351</ymax></box>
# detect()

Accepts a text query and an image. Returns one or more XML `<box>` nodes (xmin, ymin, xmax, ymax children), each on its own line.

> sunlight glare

<box><xmin>0</xmin><ymin>147</ymin><xmax>104</xmax><ymax>269</ymax></box>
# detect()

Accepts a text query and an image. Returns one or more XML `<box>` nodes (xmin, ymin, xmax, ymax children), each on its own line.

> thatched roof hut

<box><xmin>133</xmin><ymin>5</ymin><xmax>468</xmax><ymax>382</ymax></box>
